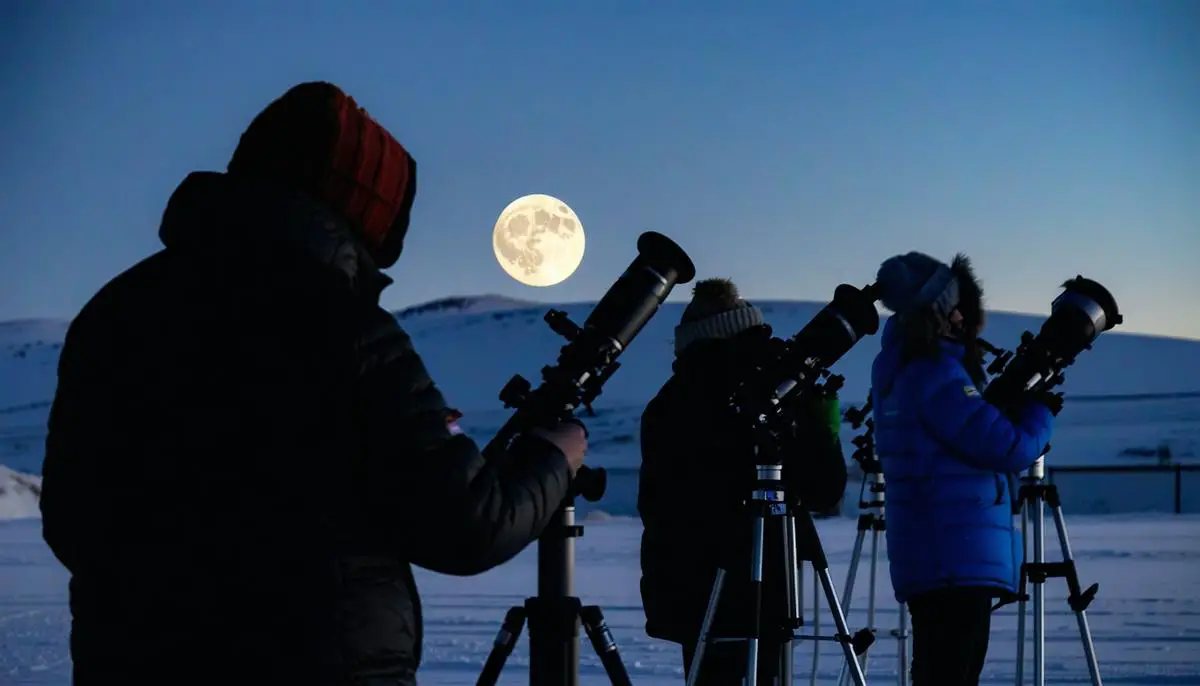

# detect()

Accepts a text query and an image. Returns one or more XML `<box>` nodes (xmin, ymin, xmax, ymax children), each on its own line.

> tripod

<box><xmin>994</xmin><ymin>456</ymin><xmax>1103</xmax><ymax>686</ymax></box>
<box><xmin>687</xmin><ymin>461</ymin><xmax>870</xmax><ymax>686</ymax></box>
<box><xmin>477</xmin><ymin>499</ymin><xmax>632</xmax><ymax>686</ymax></box>
<box><xmin>836</xmin><ymin>404</ymin><xmax>910</xmax><ymax>686</ymax></box>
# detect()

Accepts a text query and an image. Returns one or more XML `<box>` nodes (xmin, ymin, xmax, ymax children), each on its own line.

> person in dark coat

<box><xmin>638</xmin><ymin>278</ymin><xmax>849</xmax><ymax>686</ymax></box>
<box><xmin>39</xmin><ymin>81</ymin><xmax>588</xmax><ymax>686</ymax></box>
<box><xmin>870</xmin><ymin>252</ymin><xmax>1057</xmax><ymax>686</ymax></box>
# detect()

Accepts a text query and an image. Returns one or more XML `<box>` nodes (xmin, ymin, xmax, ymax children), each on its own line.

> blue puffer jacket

<box><xmin>870</xmin><ymin>318</ymin><xmax>1054</xmax><ymax>603</ymax></box>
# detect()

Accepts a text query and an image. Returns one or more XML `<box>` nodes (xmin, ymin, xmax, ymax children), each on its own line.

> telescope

<box><xmin>980</xmin><ymin>276</ymin><xmax>1122</xmax><ymax>411</ymax></box>
<box><xmin>730</xmin><ymin>282</ymin><xmax>882</xmax><ymax>444</ymax></box>
<box><xmin>478</xmin><ymin>230</ymin><xmax>696</xmax><ymax>686</ymax></box>
<box><xmin>487</xmin><ymin>230</ymin><xmax>696</xmax><ymax>499</ymax></box>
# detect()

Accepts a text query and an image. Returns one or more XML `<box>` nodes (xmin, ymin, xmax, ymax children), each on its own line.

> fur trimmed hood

<box><xmin>949</xmin><ymin>253</ymin><xmax>985</xmax><ymax>334</ymax></box>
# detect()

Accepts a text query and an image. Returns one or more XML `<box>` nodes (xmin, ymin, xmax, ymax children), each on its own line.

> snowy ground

<box><xmin>3</xmin><ymin>513</ymin><xmax>1199</xmax><ymax>685</ymax></box>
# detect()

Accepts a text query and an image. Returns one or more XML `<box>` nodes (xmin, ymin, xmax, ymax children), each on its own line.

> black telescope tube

<box><xmin>584</xmin><ymin>231</ymin><xmax>696</xmax><ymax>350</ymax></box>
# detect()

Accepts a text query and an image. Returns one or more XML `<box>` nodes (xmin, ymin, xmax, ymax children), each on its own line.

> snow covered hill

<box><xmin>2</xmin><ymin>294</ymin><xmax>1199</xmax><ymax>518</ymax></box>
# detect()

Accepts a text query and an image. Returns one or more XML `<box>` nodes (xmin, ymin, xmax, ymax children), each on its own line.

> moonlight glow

<box><xmin>491</xmin><ymin>194</ymin><xmax>586</xmax><ymax>287</ymax></box>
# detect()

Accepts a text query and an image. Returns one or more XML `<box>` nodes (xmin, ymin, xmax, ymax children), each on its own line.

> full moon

<box><xmin>492</xmin><ymin>194</ymin><xmax>586</xmax><ymax>287</ymax></box>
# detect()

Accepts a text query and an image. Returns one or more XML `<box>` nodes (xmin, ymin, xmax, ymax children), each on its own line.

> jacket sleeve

<box><xmin>355</xmin><ymin>324</ymin><xmax>572</xmax><ymax>577</ymax></box>
<box><xmin>786</xmin><ymin>394</ymin><xmax>849</xmax><ymax>513</ymax></box>
<box><xmin>918</xmin><ymin>361</ymin><xmax>1054</xmax><ymax>474</ymax></box>
<box><xmin>41</xmin><ymin>324</ymin><xmax>91</xmax><ymax>573</ymax></box>
<box><xmin>40</xmin><ymin>306</ymin><xmax>117</xmax><ymax>575</ymax></box>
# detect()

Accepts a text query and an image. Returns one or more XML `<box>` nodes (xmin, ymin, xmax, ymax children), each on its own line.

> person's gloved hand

<box><xmin>528</xmin><ymin>420</ymin><xmax>588</xmax><ymax>475</ymax></box>
<box><xmin>1030</xmin><ymin>390</ymin><xmax>1064</xmax><ymax>416</ymax></box>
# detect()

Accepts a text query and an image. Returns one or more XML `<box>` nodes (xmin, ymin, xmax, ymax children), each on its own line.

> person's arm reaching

<box><xmin>918</xmin><ymin>361</ymin><xmax>1054</xmax><ymax>474</ymax></box>
<box><xmin>355</xmin><ymin>322</ymin><xmax>580</xmax><ymax>576</ymax></box>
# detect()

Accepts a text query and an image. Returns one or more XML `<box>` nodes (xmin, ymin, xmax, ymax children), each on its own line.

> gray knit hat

<box><xmin>674</xmin><ymin>278</ymin><xmax>765</xmax><ymax>355</ymax></box>
<box><xmin>875</xmin><ymin>251</ymin><xmax>960</xmax><ymax>323</ymax></box>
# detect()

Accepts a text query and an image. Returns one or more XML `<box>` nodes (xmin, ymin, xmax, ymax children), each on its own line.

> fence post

<box><xmin>1176</xmin><ymin>465</ymin><xmax>1184</xmax><ymax>515</ymax></box>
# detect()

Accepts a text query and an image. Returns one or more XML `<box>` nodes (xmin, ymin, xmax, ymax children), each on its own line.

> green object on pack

<box><xmin>804</xmin><ymin>394</ymin><xmax>842</xmax><ymax>437</ymax></box>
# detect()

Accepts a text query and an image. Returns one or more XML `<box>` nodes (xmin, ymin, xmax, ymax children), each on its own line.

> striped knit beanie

<box><xmin>227</xmin><ymin>81</ymin><xmax>417</xmax><ymax>269</ymax></box>
<box><xmin>674</xmin><ymin>278</ymin><xmax>765</xmax><ymax>356</ymax></box>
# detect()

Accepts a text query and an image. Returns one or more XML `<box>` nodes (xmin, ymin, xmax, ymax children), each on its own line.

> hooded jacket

<box><xmin>868</xmin><ymin>257</ymin><xmax>1053</xmax><ymax>603</ymax></box>
<box><xmin>40</xmin><ymin>171</ymin><xmax>572</xmax><ymax>686</ymax></box>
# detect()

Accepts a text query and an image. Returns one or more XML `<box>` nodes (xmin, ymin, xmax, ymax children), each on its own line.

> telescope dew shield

<box><xmin>1042</xmin><ymin>277</ymin><xmax>1122</xmax><ymax>360</ymax></box>
<box><xmin>983</xmin><ymin>276</ymin><xmax>1123</xmax><ymax>408</ymax></box>
<box><xmin>584</xmin><ymin>231</ymin><xmax>697</xmax><ymax>352</ymax></box>
<box><xmin>788</xmin><ymin>283</ymin><xmax>882</xmax><ymax>368</ymax></box>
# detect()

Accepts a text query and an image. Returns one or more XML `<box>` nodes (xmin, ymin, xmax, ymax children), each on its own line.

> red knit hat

<box><xmin>227</xmin><ymin>81</ymin><xmax>416</xmax><ymax>269</ymax></box>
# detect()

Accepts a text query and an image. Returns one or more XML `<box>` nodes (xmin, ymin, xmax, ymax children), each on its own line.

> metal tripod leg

<box><xmin>1033</xmin><ymin>487</ymin><xmax>1046</xmax><ymax>686</ymax></box>
<box><xmin>792</xmin><ymin>508</ymin><xmax>869</xmax><ymax>686</ymax></box>
<box><xmin>1048</xmin><ymin>501</ymin><xmax>1103</xmax><ymax>686</ymax></box>
<box><xmin>478</xmin><ymin>602</ymin><xmax>633</xmax><ymax>686</ymax></box>
<box><xmin>479</xmin><ymin>607</ymin><xmax>527</xmax><ymax>685</ymax></box>
<box><xmin>1014</xmin><ymin>459</ymin><xmax>1104</xmax><ymax>686</ymax></box>
<box><xmin>781</xmin><ymin>512</ymin><xmax>802</xmax><ymax>685</ymax></box>
<box><xmin>580</xmin><ymin>605</ymin><xmax>634</xmax><ymax>686</ymax></box>
<box><xmin>686</xmin><ymin>568</ymin><xmax>727</xmax><ymax>686</ymax></box>
<box><xmin>837</xmin><ymin>517</ymin><xmax>884</xmax><ymax>686</ymax></box>
<box><xmin>746</xmin><ymin>509</ymin><xmax>768</xmax><ymax>686</ymax></box>
<box><xmin>1016</xmin><ymin>497</ymin><xmax>1029</xmax><ymax>686</ymax></box>
<box><xmin>1016</xmin><ymin>483</ymin><xmax>1052</xmax><ymax>686</ymax></box>
<box><xmin>810</xmin><ymin>570</ymin><xmax>821</xmax><ymax>686</ymax></box>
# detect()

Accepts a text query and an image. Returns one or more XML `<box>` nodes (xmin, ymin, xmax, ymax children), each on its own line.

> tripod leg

<box><xmin>686</xmin><ymin>568</ymin><xmax>728</xmax><ymax>686</ymax></box>
<box><xmin>795</xmin><ymin>508</ymin><xmax>868</xmax><ymax>686</ymax></box>
<box><xmin>817</xmin><ymin>566</ymin><xmax>868</xmax><ymax>686</ymax></box>
<box><xmin>836</xmin><ymin>526</ymin><xmax>869</xmax><ymax>686</ymax></box>
<box><xmin>842</xmin><ymin>526</ymin><xmax>868</xmax><ymax>619</ymax></box>
<box><xmin>746</xmin><ymin>511</ymin><xmax>767</xmax><ymax>686</ymax></box>
<box><xmin>1016</xmin><ymin>499</ymin><xmax>1029</xmax><ymax>686</ymax></box>
<box><xmin>862</xmin><ymin>525</ymin><xmax>882</xmax><ymax>680</ymax></box>
<box><xmin>1048</xmin><ymin>504</ymin><xmax>1103</xmax><ymax>686</ymax></box>
<box><xmin>477</xmin><ymin>607</ymin><xmax>527</xmax><ymax>686</ymax></box>
<box><xmin>781</xmin><ymin>514</ymin><xmax>802</xmax><ymax>686</ymax></box>
<box><xmin>810</xmin><ymin>571</ymin><xmax>821</xmax><ymax>686</ymax></box>
<box><xmin>579</xmin><ymin>605</ymin><xmax>633</xmax><ymax>686</ymax></box>
<box><xmin>1033</xmin><ymin>495</ymin><xmax>1046</xmax><ymax>686</ymax></box>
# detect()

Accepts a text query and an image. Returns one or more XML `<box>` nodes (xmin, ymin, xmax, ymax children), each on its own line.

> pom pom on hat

<box><xmin>674</xmin><ymin>278</ymin><xmax>766</xmax><ymax>355</ymax></box>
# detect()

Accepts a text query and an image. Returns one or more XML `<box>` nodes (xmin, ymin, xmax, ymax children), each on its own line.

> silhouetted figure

<box><xmin>40</xmin><ymin>81</ymin><xmax>588</xmax><ymax>686</ymax></box>
<box><xmin>871</xmin><ymin>252</ymin><xmax>1056</xmax><ymax>686</ymax></box>
<box><xmin>638</xmin><ymin>278</ymin><xmax>848</xmax><ymax>685</ymax></box>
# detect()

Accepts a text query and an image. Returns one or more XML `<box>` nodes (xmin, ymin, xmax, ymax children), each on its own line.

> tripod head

<box><xmin>845</xmin><ymin>397</ymin><xmax>880</xmax><ymax>476</ymax></box>
<box><xmin>485</xmin><ymin>231</ymin><xmax>696</xmax><ymax>502</ymax></box>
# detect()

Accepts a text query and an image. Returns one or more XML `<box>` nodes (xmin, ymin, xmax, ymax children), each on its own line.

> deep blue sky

<box><xmin>2</xmin><ymin>1</ymin><xmax>1197</xmax><ymax>338</ymax></box>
